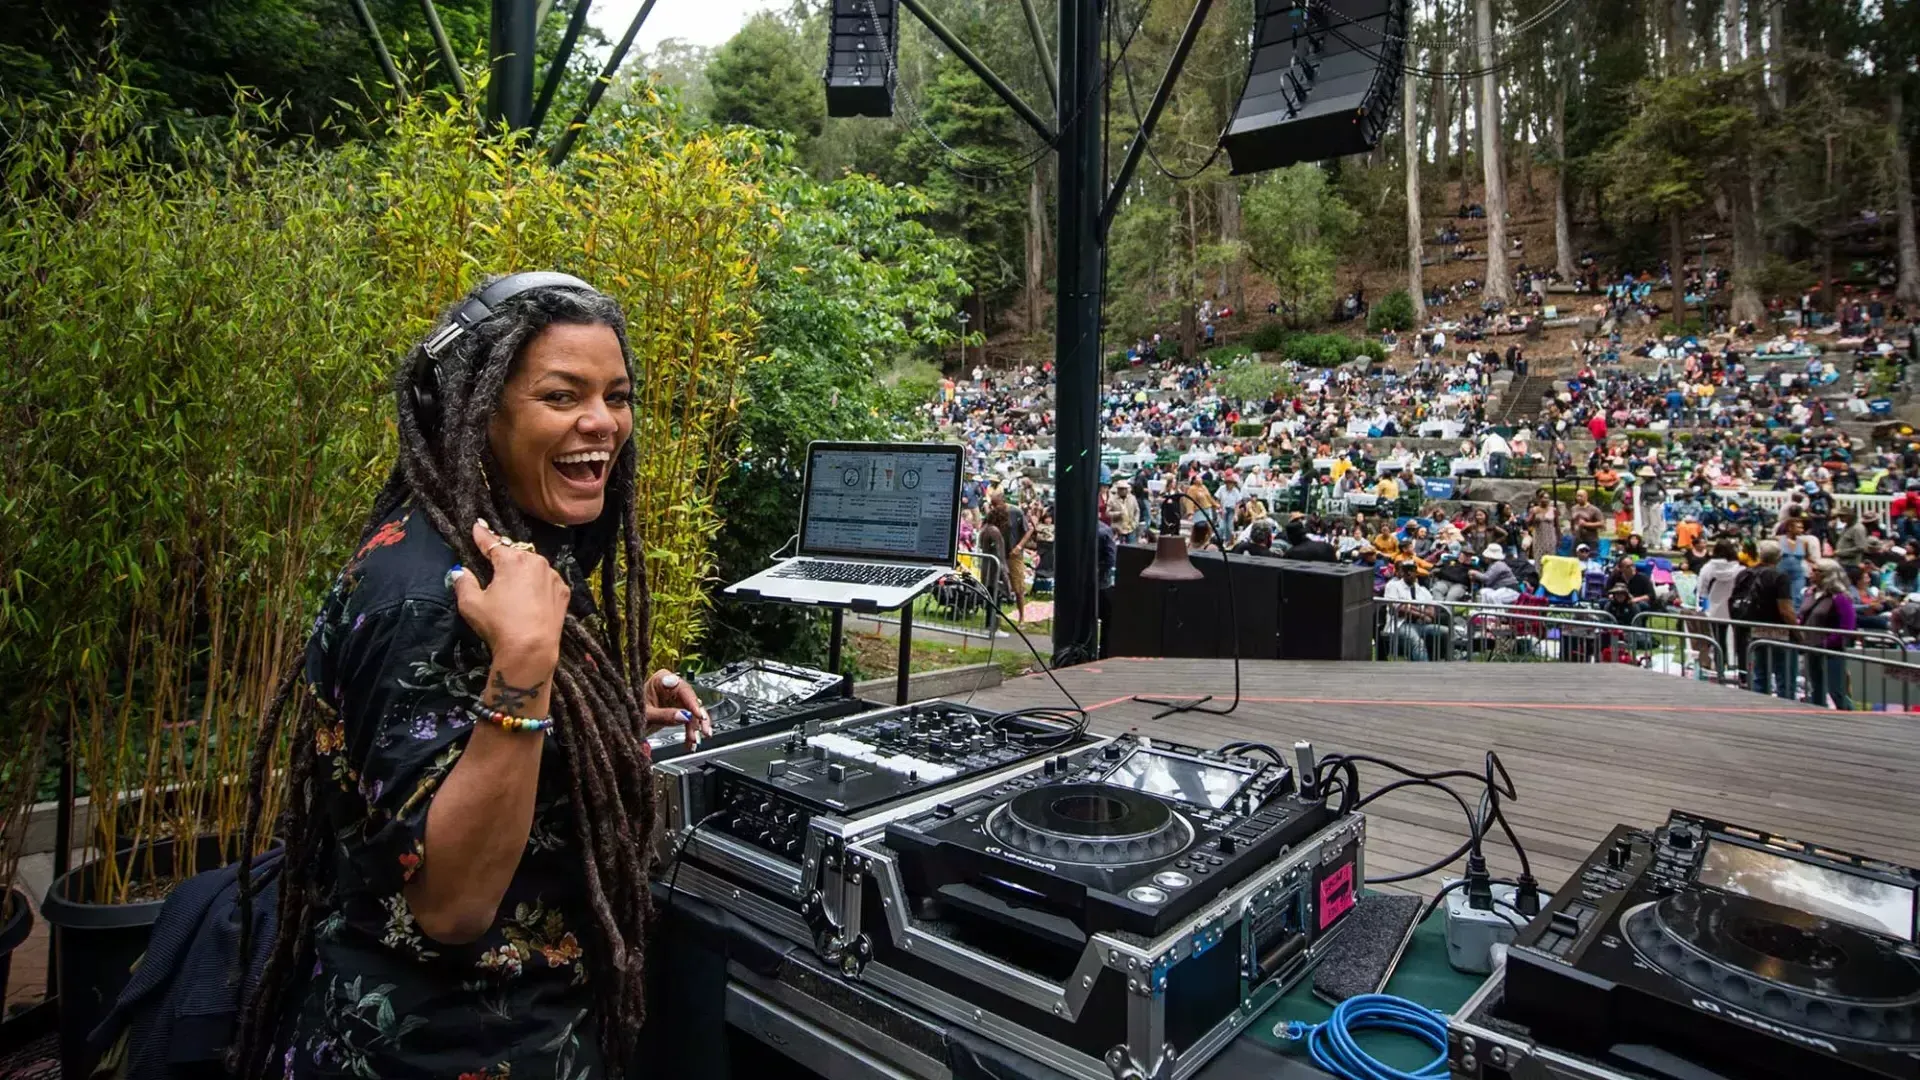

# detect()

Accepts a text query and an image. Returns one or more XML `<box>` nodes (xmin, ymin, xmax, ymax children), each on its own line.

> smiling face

<box><xmin>488</xmin><ymin>321</ymin><xmax>634</xmax><ymax>526</ymax></box>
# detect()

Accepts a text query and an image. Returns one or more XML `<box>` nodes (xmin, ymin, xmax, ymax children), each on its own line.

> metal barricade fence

<box><xmin>1372</xmin><ymin>599</ymin><xmax>1617</xmax><ymax>663</ymax></box>
<box><xmin>1744</xmin><ymin>638</ymin><xmax>1920</xmax><ymax>711</ymax></box>
<box><xmin>1464</xmin><ymin>611</ymin><xmax>1726</xmax><ymax>682</ymax></box>
<box><xmin>1629</xmin><ymin>610</ymin><xmax>1906</xmax><ymax>656</ymax></box>
<box><xmin>903</xmin><ymin>549</ymin><xmax>1008</xmax><ymax>637</ymax></box>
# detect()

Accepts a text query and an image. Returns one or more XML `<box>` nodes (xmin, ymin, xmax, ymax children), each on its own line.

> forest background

<box><xmin>4</xmin><ymin>0</ymin><xmax>1920</xmax><ymax>826</ymax></box>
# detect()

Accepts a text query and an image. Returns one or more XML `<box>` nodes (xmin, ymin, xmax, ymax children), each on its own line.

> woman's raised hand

<box><xmin>450</xmin><ymin>520</ymin><xmax>571</xmax><ymax>670</ymax></box>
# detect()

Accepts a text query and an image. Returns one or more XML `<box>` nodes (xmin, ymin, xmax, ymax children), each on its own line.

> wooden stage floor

<box><xmin>961</xmin><ymin>659</ymin><xmax>1920</xmax><ymax>898</ymax></box>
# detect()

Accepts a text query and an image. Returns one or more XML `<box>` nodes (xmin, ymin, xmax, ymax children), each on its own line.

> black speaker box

<box><xmin>1223</xmin><ymin>0</ymin><xmax>1409</xmax><ymax>174</ymax></box>
<box><xmin>825</xmin><ymin>0</ymin><xmax>898</xmax><ymax>117</ymax></box>
<box><xmin>1108</xmin><ymin>546</ymin><xmax>1374</xmax><ymax>661</ymax></box>
<box><xmin>1275</xmin><ymin>561</ymin><xmax>1375</xmax><ymax>660</ymax></box>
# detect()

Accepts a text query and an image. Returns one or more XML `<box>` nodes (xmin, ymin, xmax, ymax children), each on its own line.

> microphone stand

<box><xmin>1133</xmin><ymin>489</ymin><xmax>1243</xmax><ymax>719</ymax></box>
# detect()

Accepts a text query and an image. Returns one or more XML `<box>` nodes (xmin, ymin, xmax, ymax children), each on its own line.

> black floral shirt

<box><xmin>289</xmin><ymin>508</ymin><xmax>605</xmax><ymax>1080</ymax></box>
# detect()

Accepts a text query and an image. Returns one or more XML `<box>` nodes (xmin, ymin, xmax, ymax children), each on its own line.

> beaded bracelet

<box><xmin>470</xmin><ymin>704</ymin><xmax>554</xmax><ymax>735</ymax></box>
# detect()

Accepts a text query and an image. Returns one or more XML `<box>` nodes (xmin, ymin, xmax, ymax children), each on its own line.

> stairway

<box><xmin>1497</xmin><ymin>374</ymin><xmax>1556</xmax><ymax>427</ymax></box>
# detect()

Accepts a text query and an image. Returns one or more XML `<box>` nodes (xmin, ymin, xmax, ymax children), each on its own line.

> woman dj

<box><xmin>235</xmin><ymin>275</ymin><xmax>710</xmax><ymax>1079</ymax></box>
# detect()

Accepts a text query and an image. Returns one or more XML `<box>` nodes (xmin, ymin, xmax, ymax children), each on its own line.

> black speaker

<box><xmin>1275</xmin><ymin>562</ymin><xmax>1375</xmax><ymax>660</ymax></box>
<box><xmin>1223</xmin><ymin>0</ymin><xmax>1408</xmax><ymax>174</ymax></box>
<box><xmin>825</xmin><ymin>0</ymin><xmax>899</xmax><ymax>118</ymax></box>
<box><xmin>1110</xmin><ymin>545</ymin><xmax>1280</xmax><ymax>659</ymax></box>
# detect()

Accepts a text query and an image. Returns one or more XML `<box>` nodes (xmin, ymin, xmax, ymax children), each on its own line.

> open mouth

<box><xmin>553</xmin><ymin>450</ymin><xmax>611</xmax><ymax>486</ymax></box>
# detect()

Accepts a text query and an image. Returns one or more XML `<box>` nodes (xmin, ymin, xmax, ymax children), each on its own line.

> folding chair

<box><xmin>1539</xmin><ymin>555</ymin><xmax>1583</xmax><ymax>604</ymax></box>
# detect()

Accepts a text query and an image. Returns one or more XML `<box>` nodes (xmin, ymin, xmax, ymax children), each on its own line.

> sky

<box><xmin>587</xmin><ymin>0</ymin><xmax>787</xmax><ymax>54</ymax></box>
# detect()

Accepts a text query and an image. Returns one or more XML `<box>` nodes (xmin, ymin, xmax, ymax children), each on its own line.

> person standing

<box><xmin>1745</xmin><ymin>540</ymin><xmax>1801</xmax><ymax>700</ymax></box>
<box><xmin>1695</xmin><ymin>538</ymin><xmax>1744</xmax><ymax>669</ymax></box>
<box><xmin>1799</xmin><ymin>559</ymin><xmax>1857</xmax><ymax>709</ymax></box>
<box><xmin>234</xmin><ymin>277</ymin><xmax>710</xmax><ymax>1079</ymax></box>
<box><xmin>1833</xmin><ymin>510</ymin><xmax>1870</xmax><ymax>573</ymax></box>
<box><xmin>1526</xmin><ymin>493</ymin><xmax>1559</xmax><ymax>561</ymax></box>
<box><xmin>1778</xmin><ymin>513</ymin><xmax>1818</xmax><ymax>606</ymax></box>
<box><xmin>1568</xmin><ymin>489</ymin><xmax>1605</xmax><ymax>551</ymax></box>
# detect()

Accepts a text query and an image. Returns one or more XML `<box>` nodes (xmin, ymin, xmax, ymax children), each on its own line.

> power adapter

<box><xmin>1442</xmin><ymin>879</ymin><xmax>1548</xmax><ymax>974</ymax></box>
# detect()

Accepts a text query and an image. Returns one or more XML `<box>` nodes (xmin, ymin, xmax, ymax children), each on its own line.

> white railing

<box><xmin>1707</xmin><ymin>489</ymin><xmax>1895</xmax><ymax>527</ymax></box>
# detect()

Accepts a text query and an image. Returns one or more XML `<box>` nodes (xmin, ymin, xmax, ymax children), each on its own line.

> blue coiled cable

<box><xmin>1277</xmin><ymin>994</ymin><xmax>1450</xmax><ymax>1080</ymax></box>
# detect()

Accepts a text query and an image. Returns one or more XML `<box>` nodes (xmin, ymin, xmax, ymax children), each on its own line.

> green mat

<box><xmin>1247</xmin><ymin>900</ymin><xmax>1490</xmax><ymax>1072</ymax></box>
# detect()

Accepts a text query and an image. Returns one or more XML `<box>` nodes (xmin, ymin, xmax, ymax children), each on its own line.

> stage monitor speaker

<box><xmin>1109</xmin><ymin>545</ymin><xmax>1281</xmax><ymax>660</ymax></box>
<box><xmin>825</xmin><ymin>0</ymin><xmax>899</xmax><ymax>117</ymax></box>
<box><xmin>1275</xmin><ymin>562</ymin><xmax>1374</xmax><ymax>661</ymax></box>
<box><xmin>1223</xmin><ymin>0</ymin><xmax>1408</xmax><ymax>174</ymax></box>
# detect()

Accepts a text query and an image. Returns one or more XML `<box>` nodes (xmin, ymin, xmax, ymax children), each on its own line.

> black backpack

<box><xmin>1728</xmin><ymin>567</ymin><xmax>1764</xmax><ymax>622</ymax></box>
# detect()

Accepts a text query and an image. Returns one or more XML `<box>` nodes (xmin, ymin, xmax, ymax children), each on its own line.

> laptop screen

<box><xmin>799</xmin><ymin>443</ymin><xmax>961</xmax><ymax>565</ymax></box>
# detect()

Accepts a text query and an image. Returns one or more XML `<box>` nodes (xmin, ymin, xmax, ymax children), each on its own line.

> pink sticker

<box><xmin>1318</xmin><ymin>862</ymin><xmax>1355</xmax><ymax>930</ymax></box>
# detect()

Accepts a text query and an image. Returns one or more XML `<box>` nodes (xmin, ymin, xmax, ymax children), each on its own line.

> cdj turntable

<box><xmin>883</xmin><ymin>733</ymin><xmax>1336</xmax><ymax>939</ymax></box>
<box><xmin>646</xmin><ymin>658</ymin><xmax>864</xmax><ymax>760</ymax></box>
<box><xmin>654</xmin><ymin>700</ymin><xmax>1101</xmax><ymax>966</ymax></box>
<box><xmin>1450</xmin><ymin>809</ymin><xmax>1920</xmax><ymax>1080</ymax></box>
<box><xmin>838</xmin><ymin>734</ymin><xmax>1362</xmax><ymax>1080</ymax></box>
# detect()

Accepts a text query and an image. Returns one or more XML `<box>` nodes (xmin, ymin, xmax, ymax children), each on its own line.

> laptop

<box><xmin>724</xmin><ymin>441</ymin><xmax>964</xmax><ymax>611</ymax></box>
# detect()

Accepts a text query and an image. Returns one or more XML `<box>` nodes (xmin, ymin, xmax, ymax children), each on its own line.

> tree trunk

<box><xmin>1026</xmin><ymin>166</ymin><xmax>1047</xmax><ymax>337</ymax></box>
<box><xmin>1458</xmin><ymin>71</ymin><xmax>1472</xmax><ymax>204</ymax></box>
<box><xmin>1893</xmin><ymin>84</ymin><xmax>1920</xmax><ymax>308</ymax></box>
<box><xmin>1553</xmin><ymin>75</ymin><xmax>1576</xmax><ymax>281</ymax></box>
<box><xmin>1721</xmin><ymin>0</ymin><xmax>1741</xmax><ymax>69</ymax></box>
<box><xmin>1432</xmin><ymin>56</ymin><xmax>1451</xmax><ymax>183</ymax></box>
<box><xmin>1669</xmin><ymin>0</ymin><xmax>1689</xmax><ymax>74</ymax></box>
<box><xmin>1670</xmin><ymin>209</ymin><xmax>1687</xmax><ymax>324</ymax></box>
<box><xmin>1184</xmin><ymin>188</ymin><xmax>1199</xmax><ymax>358</ymax></box>
<box><xmin>1477</xmin><ymin>0</ymin><xmax>1515</xmax><ymax>303</ymax></box>
<box><xmin>1728</xmin><ymin>176</ymin><xmax>1768</xmax><ymax>324</ymax></box>
<box><xmin>1767</xmin><ymin>0</ymin><xmax>1785</xmax><ymax>111</ymax></box>
<box><xmin>1217</xmin><ymin>179</ymin><xmax>1244</xmax><ymax>309</ymax></box>
<box><xmin>1820</xmin><ymin>132</ymin><xmax>1836</xmax><ymax>314</ymax></box>
<box><xmin>1405</xmin><ymin>58</ymin><xmax>1426</xmax><ymax>321</ymax></box>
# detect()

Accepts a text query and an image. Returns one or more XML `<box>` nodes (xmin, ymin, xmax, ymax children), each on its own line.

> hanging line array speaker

<box><xmin>825</xmin><ymin>0</ymin><xmax>899</xmax><ymax>117</ymax></box>
<box><xmin>1223</xmin><ymin>0</ymin><xmax>1408</xmax><ymax>174</ymax></box>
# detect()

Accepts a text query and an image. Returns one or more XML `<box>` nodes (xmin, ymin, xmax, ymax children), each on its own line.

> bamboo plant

<box><xmin>0</xmin><ymin>68</ymin><xmax>767</xmax><ymax>902</ymax></box>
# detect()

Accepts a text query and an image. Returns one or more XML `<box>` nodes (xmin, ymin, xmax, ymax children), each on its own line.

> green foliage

<box><xmin>1275</xmin><ymin>332</ymin><xmax>1385</xmax><ymax>368</ymax></box>
<box><xmin>1247</xmin><ymin>321</ymin><xmax>1291</xmax><ymax>351</ymax></box>
<box><xmin>0</xmin><ymin>71</ymin><xmax>770</xmax><ymax>888</ymax></box>
<box><xmin>704</xmin><ymin>154</ymin><xmax>971</xmax><ymax>666</ymax></box>
<box><xmin>705</xmin><ymin>12</ymin><xmax>825</xmax><ymax>146</ymax></box>
<box><xmin>1748</xmin><ymin>256</ymin><xmax>1817</xmax><ymax>304</ymax></box>
<box><xmin>1591</xmin><ymin>64</ymin><xmax>1772</xmax><ymax>227</ymax></box>
<box><xmin>1242</xmin><ymin>165</ymin><xmax>1359</xmax><ymax>326</ymax></box>
<box><xmin>894</xmin><ymin>61</ymin><xmax>1030</xmax><ymax>317</ymax></box>
<box><xmin>1367</xmin><ymin>290</ymin><xmax>1417</xmax><ymax>333</ymax></box>
<box><xmin>0</xmin><ymin>0</ymin><xmax>489</xmax><ymax>138</ymax></box>
<box><xmin>1216</xmin><ymin>361</ymin><xmax>1294</xmax><ymax>403</ymax></box>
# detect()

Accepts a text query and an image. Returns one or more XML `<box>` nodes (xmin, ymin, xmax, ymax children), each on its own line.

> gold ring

<box><xmin>483</xmin><ymin>539</ymin><xmax>505</xmax><ymax>555</ymax></box>
<box><xmin>507</xmin><ymin>539</ymin><xmax>537</xmax><ymax>553</ymax></box>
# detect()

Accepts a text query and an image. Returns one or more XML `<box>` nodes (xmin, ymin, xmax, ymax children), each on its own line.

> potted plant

<box><xmin>0</xmin><ymin>715</ymin><xmax>51</xmax><ymax>1012</ymax></box>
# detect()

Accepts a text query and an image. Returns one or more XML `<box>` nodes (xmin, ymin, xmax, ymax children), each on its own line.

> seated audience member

<box><xmin>1281</xmin><ymin>520</ymin><xmax>1337</xmax><ymax>561</ymax></box>
<box><xmin>1383</xmin><ymin>560</ymin><xmax>1450</xmax><ymax>660</ymax></box>
<box><xmin>1474</xmin><ymin>543</ymin><xmax>1520</xmax><ymax>603</ymax></box>
<box><xmin>1232</xmin><ymin>520</ymin><xmax>1279</xmax><ymax>558</ymax></box>
<box><xmin>1430</xmin><ymin>549</ymin><xmax>1474</xmax><ymax>601</ymax></box>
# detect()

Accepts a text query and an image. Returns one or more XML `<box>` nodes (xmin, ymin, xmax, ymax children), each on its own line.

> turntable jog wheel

<box><xmin>691</xmin><ymin>682</ymin><xmax>742</xmax><ymax>728</ymax></box>
<box><xmin>986</xmin><ymin>783</ymin><xmax>1194</xmax><ymax>865</ymax></box>
<box><xmin>1623</xmin><ymin>891</ymin><xmax>1920</xmax><ymax>1045</ymax></box>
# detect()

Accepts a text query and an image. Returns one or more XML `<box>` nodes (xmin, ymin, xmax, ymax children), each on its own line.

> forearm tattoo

<box><xmin>485</xmin><ymin>670</ymin><xmax>546</xmax><ymax>714</ymax></box>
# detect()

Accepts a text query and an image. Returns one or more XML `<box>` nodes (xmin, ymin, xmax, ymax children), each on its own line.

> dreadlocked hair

<box><xmin>232</xmin><ymin>280</ymin><xmax>657</xmax><ymax>1077</ymax></box>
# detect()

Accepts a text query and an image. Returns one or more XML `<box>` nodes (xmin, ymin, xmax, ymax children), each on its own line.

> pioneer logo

<box><xmin>986</xmin><ymin>845</ymin><xmax>1057</xmax><ymax>871</ymax></box>
<box><xmin>1690</xmin><ymin>998</ymin><xmax>1838</xmax><ymax>1053</ymax></box>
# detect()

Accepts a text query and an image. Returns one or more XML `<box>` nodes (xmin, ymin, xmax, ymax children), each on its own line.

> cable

<box><xmin>662</xmin><ymin>809</ymin><xmax>726</xmax><ymax>917</ymax></box>
<box><xmin>958</xmin><ymin>575</ymin><xmax>1086</xmax><ymax>715</ymax></box>
<box><xmin>1278</xmin><ymin>993</ymin><xmax>1450</xmax><ymax>1080</ymax></box>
